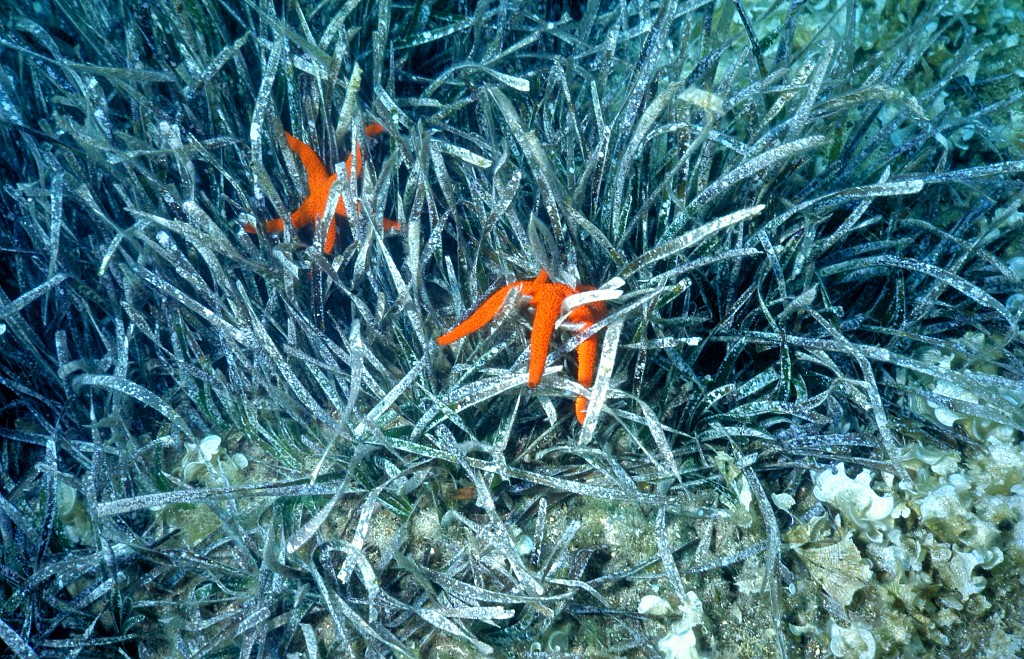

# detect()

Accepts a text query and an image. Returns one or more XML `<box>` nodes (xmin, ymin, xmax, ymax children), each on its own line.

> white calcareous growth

<box><xmin>829</xmin><ymin>620</ymin><xmax>877</xmax><ymax>659</ymax></box>
<box><xmin>656</xmin><ymin>591</ymin><xmax>705</xmax><ymax>659</ymax></box>
<box><xmin>918</xmin><ymin>478</ymin><xmax>976</xmax><ymax>542</ymax></box>
<box><xmin>181</xmin><ymin>434</ymin><xmax>248</xmax><ymax>487</ymax></box>
<box><xmin>638</xmin><ymin>594</ymin><xmax>673</xmax><ymax>617</ymax></box>
<box><xmin>812</xmin><ymin>463</ymin><xmax>895</xmax><ymax>541</ymax></box>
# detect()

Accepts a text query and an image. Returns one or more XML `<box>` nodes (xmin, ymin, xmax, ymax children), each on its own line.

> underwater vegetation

<box><xmin>1</xmin><ymin>0</ymin><xmax>1023</xmax><ymax>656</ymax></box>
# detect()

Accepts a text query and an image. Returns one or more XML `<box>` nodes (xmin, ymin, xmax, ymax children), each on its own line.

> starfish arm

<box><xmin>243</xmin><ymin>217</ymin><xmax>286</xmax><ymax>235</ymax></box>
<box><xmin>565</xmin><ymin>295</ymin><xmax>607</xmax><ymax>326</ymax></box>
<box><xmin>290</xmin><ymin>199</ymin><xmax>321</xmax><ymax>231</ymax></box>
<box><xmin>575</xmin><ymin>332</ymin><xmax>598</xmax><ymax>388</ymax></box>
<box><xmin>575</xmin><ymin>397</ymin><xmax>588</xmax><ymax>424</ymax></box>
<box><xmin>342</xmin><ymin>123</ymin><xmax>384</xmax><ymax>178</ymax></box>
<box><xmin>523</xmin><ymin>269</ymin><xmax>549</xmax><ymax>294</ymax></box>
<box><xmin>566</xmin><ymin>291</ymin><xmax>607</xmax><ymax>423</ymax></box>
<box><xmin>344</xmin><ymin>145</ymin><xmax>364</xmax><ymax>179</ymax></box>
<box><xmin>436</xmin><ymin>281</ymin><xmax>523</xmax><ymax>346</ymax></box>
<box><xmin>527</xmin><ymin>286</ymin><xmax>567</xmax><ymax>387</ymax></box>
<box><xmin>284</xmin><ymin>131</ymin><xmax>331</xmax><ymax>189</ymax></box>
<box><xmin>323</xmin><ymin>215</ymin><xmax>338</xmax><ymax>254</ymax></box>
<box><xmin>332</xmin><ymin>181</ymin><xmax>351</xmax><ymax>219</ymax></box>
<box><xmin>574</xmin><ymin>331</ymin><xmax>599</xmax><ymax>423</ymax></box>
<box><xmin>382</xmin><ymin>218</ymin><xmax>402</xmax><ymax>232</ymax></box>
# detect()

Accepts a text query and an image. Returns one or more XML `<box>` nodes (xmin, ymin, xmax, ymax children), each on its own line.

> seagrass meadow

<box><xmin>2</xmin><ymin>0</ymin><xmax>1024</xmax><ymax>656</ymax></box>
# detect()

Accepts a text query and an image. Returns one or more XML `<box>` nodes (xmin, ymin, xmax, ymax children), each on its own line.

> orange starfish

<box><xmin>244</xmin><ymin>124</ymin><xmax>400</xmax><ymax>253</ymax></box>
<box><xmin>436</xmin><ymin>269</ymin><xmax>608</xmax><ymax>423</ymax></box>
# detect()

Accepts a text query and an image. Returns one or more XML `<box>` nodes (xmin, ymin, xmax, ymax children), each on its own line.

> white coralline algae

<box><xmin>181</xmin><ymin>434</ymin><xmax>248</xmax><ymax>487</ymax></box>
<box><xmin>638</xmin><ymin>594</ymin><xmax>673</xmax><ymax>617</ymax></box>
<box><xmin>656</xmin><ymin>591</ymin><xmax>705</xmax><ymax>659</ymax></box>
<box><xmin>812</xmin><ymin>463</ymin><xmax>895</xmax><ymax>541</ymax></box>
<box><xmin>921</xmin><ymin>350</ymin><xmax>979</xmax><ymax>427</ymax></box>
<box><xmin>911</xmin><ymin>333</ymin><xmax>1024</xmax><ymax>443</ymax></box>
<box><xmin>829</xmin><ymin>620</ymin><xmax>877</xmax><ymax>659</ymax></box>
<box><xmin>779</xmin><ymin>323</ymin><xmax>1024</xmax><ymax>656</ymax></box>
<box><xmin>918</xmin><ymin>479</ymin><xmax>976</xmax><ymax>542</ymax></box>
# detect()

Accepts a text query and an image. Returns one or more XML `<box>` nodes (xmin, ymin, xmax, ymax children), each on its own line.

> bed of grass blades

<box><xmin>2</xmin><ymin>0</ymin><xmax>1023</xmax><ymax>656</ymax></box>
